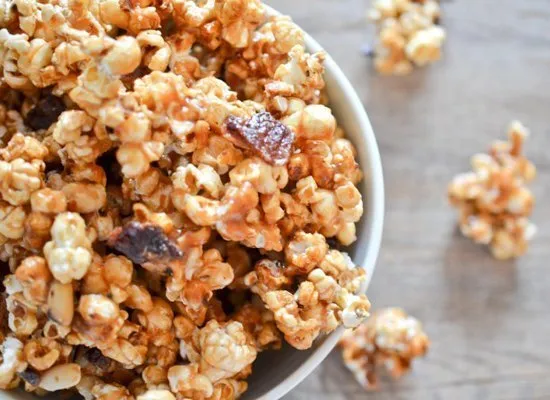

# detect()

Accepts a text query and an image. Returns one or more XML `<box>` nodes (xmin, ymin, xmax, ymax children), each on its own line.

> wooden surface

<box><xmin>266</xmin><ymin>1</ymin><xmax>550</xmax><ymax>399</ymax></box>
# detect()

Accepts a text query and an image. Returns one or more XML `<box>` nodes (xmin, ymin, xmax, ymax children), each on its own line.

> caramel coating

<box><xmin>368</xmin><ymin>0</ymin><xmax>445</xmax><ymax>75</ymax></box>
<box><xmin>448</xmin><ymin>121</ymin><xmax>536</xmax><ymax>259</ymax></box>
<box><xmin>0</xmin><ymin>0</ymin><xmax>368</xmax><ymax>398</ymax></box>
<box><xmin>339</xmin><ymin>308</ymin><xmax>429</xmax><ymax>390</ymax></box>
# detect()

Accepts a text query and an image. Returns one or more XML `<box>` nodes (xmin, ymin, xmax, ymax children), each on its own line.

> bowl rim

<box><xmin>257</xmin><ymin>7</ymin><xmax>385</xmax><ymax>400</ymax></box>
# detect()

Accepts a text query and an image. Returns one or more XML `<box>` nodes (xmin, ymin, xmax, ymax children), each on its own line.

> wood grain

<box><xmin>264</xmin><ymin>0</ymin><xmax>550</xmax><ymax>399</ymax></box>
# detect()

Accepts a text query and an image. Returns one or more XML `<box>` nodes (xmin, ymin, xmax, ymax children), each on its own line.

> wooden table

<box><xmin>266</xmin><ymin>1</ymin><xmax>550</xmax><ymax>399</ymax></box>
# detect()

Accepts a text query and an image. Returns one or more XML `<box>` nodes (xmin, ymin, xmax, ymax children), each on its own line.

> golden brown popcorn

<box><xmin>166</xmin><ymin>246</ymin><xmax>234</xmax><ymax>325</ymax></box>
<box><xmin>52</xmin><ymin>110</ymin><xmax>95</xmax><ymax>145</ymax></box>
<box><xmin>0</xmin><ymin>336</ymin><xmax>27</xmax><ymax>389</ymax></box>
<box><xmin>249</xmin><ymin>247</ymin><xmax>369</xmax><ymax>350</ymax></box>
<box><xmin>78</xmin><ymin>294</ymin><xmax>120</xmax><ymax>326</ymax></box>
<box><xmin>331</xmin><ymin>138</ymin><xmax>363</xmax><ymax>185</ymax></box>
<box><xmin>232</xmin><ymin>301</ymin><xmax>282</xmax><ymax>351</ymax></box>
<box><xmin>0</xmin><ymin>32</ymin><xmax>32</xmax><ymax>91</ymax></box>
<box><xmin>368</xmin><ymin>0</ymin><xmax>445</xmax><ymax>75</ymax></box>
<box><xmin>265</xmin><ymin>45</ymin><xmax>326</xmax><ymax>104</ymax></box>
<box><xmin>23</xmin><ymin>338</ymin><xmax>62</xmax><ymax>371</ymax></box>
<box><xmin>216</xmin><ymin>182</ymin><xmax>283</xmax><ymax>251</ymax></box>
<box><xmin>172</xmin><ymin>163</ymin><xmax>224</xmax><ymax>199</ymax></box>
<box><xmin>69</xmin><ymin>63</ymin><xmax>124</xmax><ymax>117</ymax></box>
<box><xmin>266</xmin><ymin>272</ymin><xmax>371</xmax><ymax>351</ymax></box>
<box><xmin>229</xmin><ymin>157</ymin><xmax>287</xmax><ymax>195</ymax></box>
<box><xmin>6</xmin><ymin>291</ymin><xmax>39</xmax><ymax>336</ymax></box>
<box><xmin>216</xmin><ymin>0</ymin><xmax>264</xmax><ymax>48</ymax></box>
<box><xmin>99</xmin><ymin>321</ymin><xmax>149</xmax><ymax>369</ymax></box>
<box><xmin>99</xmin><ymin>0</ymin><xmax>162</xmax><ymax>34</ymax></box>
<box><xmin>140</xmin><ymin>366</ymin><xmax>168</xmax><ymax>389</ymax></box>
<box><xmin>137</xmin><ymin>30</ymin><xmax>172</xmax><ymax>72</ymax></box>
<box><xmin>0</xmin><ymin>133</ymin><xmax>48</xmax><ymax>162</ymax></box>
<box><xmin>175</xmin><ymin>194</ymin><xmax>219</xmax><ymax>226</ymax></box>
<box><xmin>117</xmin><ymin>142</ymin><xmax>165</xmax><ymax>178</ymax></box>
<box><xmin>278</xmin><ymin>192</ymin><xmax>312</xmax><ymax>238</ymax></box>
<box><xmin>51</xmin><ymin>41</ymin><xmax>88</xmax><ymax>75</ymax></box>
<box><xmin>172</xmin><ymin>0</ymin><xmax>264</xmax><ymax>49</ymax></box>
<box><xmin>124</xmin><ymin>284</ymin><xmax>153</xmax><ymax>312</ymax></box>
<box><xmin>78</xmin><ymin>375</ymin><xmax>134</xmax><ymax>399</ymax></box>
<box><xmin>293</xmin><ymin>174</ymin><xmax>364</xmax><ymax>245</ymax></box>
<box><xmin>299</xmin><ymin>141</ymin><xmax>335</xmax><ymax>189</ymax></box>
<box><xmin>21</xmin><ymin>212</ymin><xmax>51</xmax><ymax>250</ymax></box>
<box><xmin>285</xmin><ymin>231</ymin><xmax>328</xmax><ymax>276</ymax></box>
<box><xmin>0</xmin><ymin>30</ymin><xmax>59</xmax><ymax>89</ymax></box>
<box><xmin>192</xmin><ymin>135</ymin><xmax>244</xmax><ymax>175</ymax></box>
<box><xmin>168</xmin><ymin>320</ymin><xmax>256</xmax><ymax>397</ymax></box>
<box><xmin>135</xmin><ymin>297</ymin><xmax>176</xmax><ymax>347</ymax></box>
<box><xmin>448</xmin><ymin>121</ymin><xmax>536</xmax><ymax>259</ymax></box>
<box><xmin>14</xmin><ymin>256</ymin><xmax>51</xmax><ymax>305</ymax></box>
<box><xmin>282</xmin><ymin>104</ymin><xmax>336</xmax><ymax>142</ymax></box>
<box><xmin>339</xmin><ymin>308</ymin><xmax>429</xmax><ymax>390</ymax></box>
<box><xmin>30</xmin><ymin>188</ymin><xmax>67</xmax><ymax>214</ymax></box>
<box><xmin>260</xmin><ymin>191</ymin><xmax>285</xmax><ymax>225</ymax></box>
<box><xmin>240</xmin><ymin>259</ymin><xmax>289</xmax><ymax>298</ymax></box>
<box><xmin>122</xmin><ymin>167</ymin><xmax>173</xmax><ymax>212</ymax></box>
<box><xmin>137</xmin><ymin>389</ymin><xmax>176</xmax><ymax>400</ymax></box>
<box><xmin>69</xmin><ymin>308</ymin><xmax>127</xmax><ymax>352</ymax></box>
<box><xmin>262</xmin><ymin>286</ymin><xmax>322</xmax><ymax>350</ymax></box>
<box><xmin>225</xmin><ymin>16</ymin><xmax>304</xmax><ymax>100</ymax></box>
<box><xmin>0</xmin><ymin>158</ymin><xmax>44</xmax><ymax>206</ymax></box>
<box><xmin>0</xmin><ymin>201</ymin><xmax>26</xmax><ymax>241</ymax></box>
<box><xmin>43</xmin><ymin>212</ymin><xmax>93</xmax><ymax>283</ymax></box>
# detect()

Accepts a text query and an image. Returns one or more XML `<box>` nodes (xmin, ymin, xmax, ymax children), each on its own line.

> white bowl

<box><xmin>243</xmin><ymin>10</ymin><xmax>385</xmax><ymax>400</ymax></box>
<box><xmin>4</xmin><ymin>9</ymin><xmax>384</xmax><ymax>400</ymax></box>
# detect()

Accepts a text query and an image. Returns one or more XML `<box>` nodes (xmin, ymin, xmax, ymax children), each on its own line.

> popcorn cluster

<box><xmin>0</xmin><ymin>0</ymin><xmax>370</xmax><ymax>398</ymax></box>
<box><xmin>367</xmin><ymin>0</ymin><xmax>445</xmax><ymax>75</ymax></box>
<box><xmin>339</xmin><ymin>308</ymin><xmax>429</xmax><ymax>390</ymax></box>
<box><xmin>448</xmin><ymin>121</ymin><xmax>536</xmax><ymax>260</ymax></box>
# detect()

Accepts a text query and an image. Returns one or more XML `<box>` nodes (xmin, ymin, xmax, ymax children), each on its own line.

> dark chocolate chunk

<box><xmin>18</xmin><ymin>370</ymin><xmax>40</xmax><ymax>386</ymax></box>
<box><xmin>120</xmin><ymin>66</ymin><xmax>150</xmax><ymax>90</ymax></box>
<box><xmin>24</xmin><ymin>94</ymin><xmax>66</xmax><ymax>131</ymax></box>
<box><xmin>224</xmin><ymin>112</ymin><xmax>295</xmax><ymax>166</ymax></box>
<box><xmin>85</xmin><ymin>348</ymin><xmax>111</xmax><ymax>370</ymax></box>
<box><xmin>107</xmin><ymin>222</ymin><xmax>183</xmax><ymax>265</ymax></box>
<box><xmin>0</xmin><ymin>293</ymin><xmax>7</xmax><ymax>336</ymax></box>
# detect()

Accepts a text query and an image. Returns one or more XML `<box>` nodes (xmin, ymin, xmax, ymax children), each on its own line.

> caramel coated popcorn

<box><xmin>339</xmin><ymin>308</ymin><xmax>429</xmax><ymax>390</ymax></box>
<box><xmin>0</xmin><ymin>0</ymin><xmax>370</xmax><ymax>398</ymax></box>
<box><xmin>368</xmin><ymin>0</ymin><xmax>445</xmax><ymax>75</ymax></box>
<box><xmin>448</xmin><ymin>121</ymin><xmax>536</xmax><ymax>259</ymax></box>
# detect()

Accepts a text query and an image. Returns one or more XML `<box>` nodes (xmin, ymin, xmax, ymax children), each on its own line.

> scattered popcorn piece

<box><xmin>368</xmin><ymin>0</ymin><xmax>445</xmax><ymax>75</ymax></box>
<box><xmin>339</xmin><ymin>308</ymin><xmax>429</xmax><ymax>390</ymax></box>
<box><xmin>448</xmin><ymin>121</ymin><xmax>536</xmax><ymax>259</ymax></box>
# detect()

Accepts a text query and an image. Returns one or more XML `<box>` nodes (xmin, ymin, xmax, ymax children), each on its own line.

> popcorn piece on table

<box><xmin>448</xmin><ymin>121</ymin><xmax>536</xmax><ymax>260</ymax></box>
<box><xmin>339</xmin><ymin>307</ymin><xmax>429</xmax><ymax>390</ymax></box>
<box><xmin>367</xmin><ymin>0</ymin><xmax>446</xmax><ymax>75</ymax></box>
